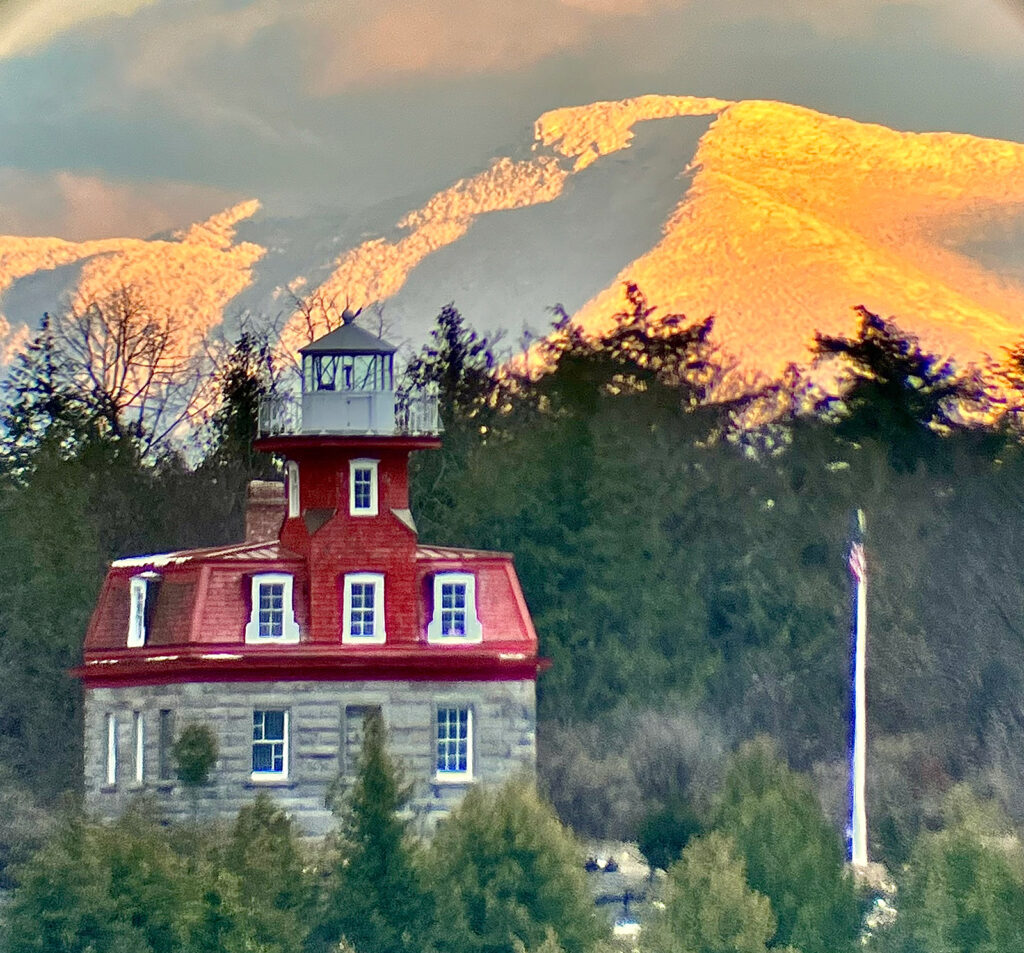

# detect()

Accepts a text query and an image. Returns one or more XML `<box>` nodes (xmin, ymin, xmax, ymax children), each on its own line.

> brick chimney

<box><xmin>245</xmin><ymin>480</ymin><xmax>286</xmax><ymax>543</ymax></box>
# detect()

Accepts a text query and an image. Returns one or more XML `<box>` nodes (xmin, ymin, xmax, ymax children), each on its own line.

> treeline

<box><xmin>6</xmin><ymin>721</ymin><xmax>1024</xmax><ymax>953</ymax></box>
<box><xmin>1</xmin><ymin>714</ymin><xmax>604</xmax><ymax>953</ymax></box>
<box><xmin>3</xmin><ymin>284</ymin><xmax>1024</xmax><ymax>881</ymax></box>
<box><xmin>0</xmin><ymin>295</ymin><xmax>279</xmax><ymax>804</ymax></box>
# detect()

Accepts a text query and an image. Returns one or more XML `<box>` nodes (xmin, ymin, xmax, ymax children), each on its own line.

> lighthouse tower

<box><xmin>78</xmin><ymin>315</ymin><xmax>543</xmax><ymax>833</ymax></box>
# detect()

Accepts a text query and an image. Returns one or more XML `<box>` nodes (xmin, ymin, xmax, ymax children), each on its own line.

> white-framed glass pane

<box><xmin>252</xmin><ymin>710</ymin><xmax>287</xmax><ymax>775</ymax></box>
<box><xmin>349</xmin><ymin>582</ymin><xmax>375</xmax><ymax>636</ymax></box>
<box><xmin>440</xmin><ymin>582</ymin><xmax>467</xmax><ymax>636</ymax></box>
<box><xmin>436</xmin><ymin>707</ymin><xmax>470</xmax><ymax>774</ymax></box>
<box><xmin>353</xmin><ymin>468</ymin><xmax>373</xmax><ymax>510</ymax></box>
<box><xmin>258</xmin><ymin>583</ymin><xmax>285</xmax><ymax>638</ymax></box>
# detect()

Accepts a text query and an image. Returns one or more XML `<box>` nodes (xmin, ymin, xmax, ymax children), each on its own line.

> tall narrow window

<box><xmin>158</xmin><ymin>710</ymin><xmax>174</xmax><ymax>781</ymax></box>
<box><xmin>252</xmin><ymin>710</ymin><xmax>288</xmax><ymax>779</ymax></box>
<box><xmin>133</xmin><ymin>711</ymin><xmax>145</xmax><ymax>784</ymax></box>
<box><xmin>245</xmin><ymin>573</ymin><xmax>300</xmax><ymax>643</ymax></box>
<box><xmin>342</xmin><ymin>573</ymin><xmax>386</xmax><ymax>643</ymax></box>
<box><xmin>287</xmin><ymin>461</ymin><xmax>300</xmax><ymax>518</ymax></box>
<box><xmin>427</xmin><ymin>572</ymin><xmax>483</xmax><ymax>643</ymax></box>
<box><xmin>127</xmin><ymin>573</ymin><xmax>159</xmax><ymax>647</ymax></box>
<box><xmin>349</xmin><ymin>459</ymin><xmax>379</xmax><ymax>516</ymax></box>
<box><xmin>436</xmin><ymin>707</ymin><xmax>472</xmax><ymax>780</ymax></box>
<box><xmin>105</xmin><ymin>713</ymin><xmax>118</xmax><ymax>786</ymax></box>
<box><xmin>344</xmin><ymin>705</ymin><xmax>382</xmax><ymax>776</ymax></box>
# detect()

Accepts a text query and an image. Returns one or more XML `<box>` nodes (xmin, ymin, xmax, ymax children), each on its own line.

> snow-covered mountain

<box><xmin>2</xmin><ymin>94</ymin><xmax>1023</xmax><ymax>381</ymax></box>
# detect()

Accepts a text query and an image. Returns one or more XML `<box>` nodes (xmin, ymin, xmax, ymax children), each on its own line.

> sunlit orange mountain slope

<box><xmin>2</xmin><ymin>97</ymin><xmax>1023</xmax><ymax>387</ymax></box>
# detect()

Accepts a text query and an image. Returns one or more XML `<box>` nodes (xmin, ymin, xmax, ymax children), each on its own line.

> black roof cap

<box><xmin>299</xmin><ymin>319</ymin><xmax>397</xmax><ymax>355</ymax></box>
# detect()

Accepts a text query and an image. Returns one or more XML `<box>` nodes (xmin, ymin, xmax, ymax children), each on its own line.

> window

<box><xmin>349</xmin><ymin>459</ymin><xmax>379</xmax><ymax>516</ymax></box>
<box><xmin>304</xmin><ymin>353</ymin><xmax>394</xmax><ymax>392</ymax></box>
<box><xmin>344</xmin><ymin>704</ymin><xmax>382</xmax><ymax>775</ymax></box>
<box><xmin>158</xmin><ymin>710</ymin><xmax>174</xmax><ymax>781</ymax></box>
<box><xmin>252</xmin><ymin>710</ymin><xmax>288</xmax><ymax>779</ymax></box>
<box><xmin>436</xmin><ymin>707</ymin><xmax>472</xmax><ymax>780</ymax></box>
<box><xmin>105</xmin><ymin>713</ymin><xmax>117</xmax><ymax>786</ymax></box>
<box><xmin>127</xmin><ymin>572</ymin><xmax>159</xmax><ymax>647</ymax></box>
<box><xmin>133</xmin><ymin>711</ymin><xmax>144</xmax><ymax>784</ymax></box>
<box><xmin>342</xmin><ymin>573</ymin><xmax>386</xmax><ymax>643</ymax></box>
<box><xmin>287</xmin><ymin>461</ymin><xmax>300</xmax><ymax>517</ymax></box>
<box><xmin>426</xmin><ymin>572</ymin><xmax>482</xmax><ymax>643</ymax></box>
<box><xmin>245</xmin><ymin>573</ymin><xmax>300</xmax><ymax>643</ymax></box>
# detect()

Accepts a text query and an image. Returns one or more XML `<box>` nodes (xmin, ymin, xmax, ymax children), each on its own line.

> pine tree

<box><xmin>309</xmin><ymin>712</ymin><xmax>430</xmax><ymax>953</ymax></box>
<box><xmin>427</xmin><ymin>779</ymin><xmax>605</xmax><ymax>953</ymax></box>
<box><xmin>712</xmin><ymin>738</ymin><xmax>862</xmax><ymax>953</ymax></box>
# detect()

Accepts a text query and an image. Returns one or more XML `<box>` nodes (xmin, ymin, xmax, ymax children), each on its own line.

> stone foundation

<box><xmin>84</xmin><ymin>679</ymin><xmax>535</xmax><ymax>835</ymax></box>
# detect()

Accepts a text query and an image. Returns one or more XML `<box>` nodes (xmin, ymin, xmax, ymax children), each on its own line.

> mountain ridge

<box><xmin>1</xmin><ymin>95</ymin><xmax>1023</xmax><ymax>383</ymax></box>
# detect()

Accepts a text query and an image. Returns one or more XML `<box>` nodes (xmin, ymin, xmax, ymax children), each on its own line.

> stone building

<box><xmin>76</xmin><ymin>316</ymin><xmax>544</xmax><ymax>834</ymax></box>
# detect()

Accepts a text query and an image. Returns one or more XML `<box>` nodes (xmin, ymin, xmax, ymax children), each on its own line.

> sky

<box><xmin>0</xmin><ymin>0</ymin><xmax>1022</xmax><ymax>242</ymax></box>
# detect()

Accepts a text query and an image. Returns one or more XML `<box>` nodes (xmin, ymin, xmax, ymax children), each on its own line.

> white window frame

<box><xmin>251</xmin><ymin>709</ymin><xmax>289</xmax><ymax>781</ymax></box>
<box><xmin>105</xmin><ymin>713</ymin><xmax>118</xmax><ymax>786</ymax></box>
<box><xmin>133</xmin><ymin>711</ymin><xmax>144</xmax><ymax>784</ymax></box>
<box><xmin>426</xmin><ymin>572</ymin><xmax>483</xmax><ymax>644</ymax></box>
<box><xmin>286</xmin><ymin>461</ymin><xmax>300</xmax><ymax>518</ymax></box>
<box><xmin>245</xmin><ymin>573</ymin><xmax>300</xmax><ymax>644</ymax></box>
<box><xmin>342</xmin><ymin>572</ymin><xmax>386</xmax><ymax>644</ymax></box>
<box><xmin>435</xmin><ymin>706</ymin><xmax>473</xmax><ymax>782</ymax></box>
<box><xmin>127</xmin><ymin>572</ymin><xmax>158</xmax><ymax>647</ymax></box>
<box><xmin>349</xmin><ymin>458</ymin><xmax>379</xmax><ymax>516</ymax></box>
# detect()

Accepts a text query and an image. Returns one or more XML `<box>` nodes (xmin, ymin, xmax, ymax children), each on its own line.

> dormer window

<box><xmin>245</xmin><ymin>573</ymin><xmax>300</xmax><ymax>644</ymax></box>
<box><xmin>342</xmin><ymin>573</ymin><xmax>386</xmax><ymax>643</ymax></box>
<box><xmin>427</xmin><ymin>572</ymin><xmax>483</xmax><ymax>644</ymax></box>
<box><xmin>127</xmin><ymin>573</ymin><xmax>159</xmax><ymax>647</ymax></box>
<box><xmin>350</xmin><ymin>459</ymin><xmax>379</xmax><ymax>516</ymax></box>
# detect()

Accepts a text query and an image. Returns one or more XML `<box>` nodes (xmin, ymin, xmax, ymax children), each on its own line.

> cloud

<box><xmin>0</xmin><ymin>168</ymin><xmax>247</xmax><ymax>240</ymax></box>
<box><xmin>0</xmin><ymin>0</ymin><xmax>159</xmax><ymax>60</ymax></box>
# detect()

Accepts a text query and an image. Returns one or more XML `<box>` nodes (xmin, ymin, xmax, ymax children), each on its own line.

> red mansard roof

<box><xmin>79</xmin><ymin>537</ymin><xmax>544</xmax><ymax>686</ymax></box>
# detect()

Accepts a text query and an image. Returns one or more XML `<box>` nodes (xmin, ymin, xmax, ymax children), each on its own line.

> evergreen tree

<box><xmin>3</xmin><ymin>805</ymin><xmax>189</xmax><ymax>953</ymax></box>
<box><xmin>218</xmin><ymin>794</ymin><xmax>311</xmax><ymax>953</ymax></box>
<box><xmin>713</xmin><ymin>738</ymin><xmax>861</xmax><ymax>953</ymax></box>
<box><xmin>876</xmin><ymin>786</ymin><xmax>1024</xmax><ymax>953</ymax></box>
<box><xmin>426</xmin><ymin>779</ymin><xmax>605</xmax><ymax>953</ymax></box>
<box><xmin>401</xmin><ymin>303</ymin><xmax>499</xmax><ymax>541</ymax></box>
<box><xmin>309</xmin><ymin>712</ymin><xmax>430</xmax><ymax>953</ymax></box>
<box><xmin>814</xmin><ymin>305</ymin><xmax>980</xmax><ymax>472</ymax></box>
<box><xmin>644</xmin><ymin>831</ymin><xmax>779</xmax><ymax>953</ymax></box>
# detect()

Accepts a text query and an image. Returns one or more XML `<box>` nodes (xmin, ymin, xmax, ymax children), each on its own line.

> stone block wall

<box><xmin>84</xmin><ymin>679</ymin><xmax>536</xmax><ymax>835</ymax></box>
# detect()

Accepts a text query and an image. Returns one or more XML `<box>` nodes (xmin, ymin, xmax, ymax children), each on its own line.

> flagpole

<box><xmin>850</xmin><ymin>509</ymin><xmax>868</xmax><ymax>868</ymax></box>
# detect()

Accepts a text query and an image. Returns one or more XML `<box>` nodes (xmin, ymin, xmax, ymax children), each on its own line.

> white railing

<box><xmin>257</xmin><ymin>395</ymin><xmax>301</xmax><ymax>436</ymax></box>
<box><xmin>397</xmin><ymin>391</ymin><xmax>443</xmax><ymax>435</ymax></box>
<box><xmin>257</xmin><ymin>390</ymin><xmax>441</xmax><ymax>437</ymax></box>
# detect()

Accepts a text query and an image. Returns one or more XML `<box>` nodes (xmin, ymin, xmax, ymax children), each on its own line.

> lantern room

<box><xmin>258</xmin><ymin>310</ymin><xmax>440</xmax><ymax>437</ymax></box>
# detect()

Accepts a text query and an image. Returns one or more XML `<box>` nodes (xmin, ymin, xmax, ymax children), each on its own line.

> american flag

<box><xmin>848</xmin><ymin>540</ymin><xmax>866</xmax><ymax>583</ymax></box>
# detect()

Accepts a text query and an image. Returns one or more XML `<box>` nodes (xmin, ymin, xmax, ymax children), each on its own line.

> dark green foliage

<box><xmin>638</xmin><ymin>799</ymin><xmax>704</xmax><ymax>873</ymax></box>
<box><xmin>402</xmin><ymin>302</ymin><xmax>500</xmax><ymax>541</ymax></box>
<box><xmin>196</xmin><ymin>327</ymin><xmax>281</xmax><ymax>540</ymax></box>
<box><xmin>814</xmin><ymin>305</ymin><xmax>981</xmax><ymax>472</ymax></box>
<box><xmin>426</xmin><ymin>779</ymin><xmax>606</xmax><ymax>953</ymax></box>
<box><xmin>712</xmin><ymin>738</ymin><xmax>861</xmax><ymax>953</ymax></box>
<box><xmin>0</xmin><ymin>768</ymin><xmax>54</xmax><ymax>890</ymax></box>
<box><xmin>309</xmin><ymin>711</ymin><xmax>430</xmax><ymax>953</ymax></box>
<box><xmin>215</xmin><ymin>794</ymin><xmax>311</xmax><ymax>953</ymax></box>
<box><xmin>875</xmin><ymin>787</ymin><xmax>1024</xmax><ymax>953</ymax></box>
<box><xmin>1</xmin><ymin>797</ymin><xmax>314</xmax><ymax>953</ymax></box>
<box><xmin>3</xmin><ymin>805</ymin><xmax>189</xmax><ymax>953</ymax></box>
<box><xmin>644</xmin><ymin>831</ymin><xmax>777</xmax><ymax>953</ymax></box>
<box><xmin>173</xmin><ymin>724</ymin><xmax>219</xmax><ymax>789</ymax></box>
